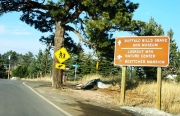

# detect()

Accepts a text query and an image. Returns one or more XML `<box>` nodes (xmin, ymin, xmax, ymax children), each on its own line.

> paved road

<box><xmin>23</xmin><ymin>81</ymin><xmax>135</xmax><ymax>116</ymax></box>
<box><xmin>0</xmin><ymin>79</ymin><xmax>135</xmax><ymax>116</ymax></box>
<box><xmin>0</xmin><ymin>79</ymin><xmax>68</xmax><ymax>116</ymax></box>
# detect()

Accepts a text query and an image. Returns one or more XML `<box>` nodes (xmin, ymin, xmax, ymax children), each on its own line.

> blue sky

<box><xmin>0</xmin><ymin>0</ymin><xmax>180</xmax><ymax>55</ymax></box>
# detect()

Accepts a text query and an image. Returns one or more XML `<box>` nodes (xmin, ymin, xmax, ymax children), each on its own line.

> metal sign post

<box><xmin>74</xmin><ymin>67</ymin><xmax>77</xmax><ymax>82</ymax></box>
<box><xmin>72</xmin><ymin>64</ymin><xmax>80</xmax><ymax>82</ymax></box>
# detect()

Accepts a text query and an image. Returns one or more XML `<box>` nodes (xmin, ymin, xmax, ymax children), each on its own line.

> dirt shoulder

<box><xmin>25</xmin><ymin>81</ymin><xmax>135</xmax><ymax>116</ymax></box>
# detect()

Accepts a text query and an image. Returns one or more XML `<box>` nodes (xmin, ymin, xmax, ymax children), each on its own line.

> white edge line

<box><xmin>23</xmin><ymin>82</ymin><xmax>72</xmax><ymax>116</ymax></box>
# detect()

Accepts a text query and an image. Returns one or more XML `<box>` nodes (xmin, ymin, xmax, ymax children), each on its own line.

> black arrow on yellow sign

<box><xmin>58</xmin><ymin>64</ymin><xmax>63</xmax><ymax>68</ymax></box>
<box><xmin>55</xmin><ymin>63</ymin><xmax>65</xmax><ymax>70</ymax></box>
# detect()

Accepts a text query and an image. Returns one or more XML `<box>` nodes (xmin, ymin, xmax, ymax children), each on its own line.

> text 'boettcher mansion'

<box><xmin>114</xmin><ymin>36</ymin><xmax>170</xmax><ymax>67</ymax></box>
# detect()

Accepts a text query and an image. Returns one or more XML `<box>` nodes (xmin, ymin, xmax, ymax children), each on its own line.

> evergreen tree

<box><xmin>162</xmin><ymin>29</ymin><xmax>180</xmax><ymax>77</ymax></box>
<box><xmin>0</xmin><ymin>54</ymin><xmax>7</xmax><ymax>79</ymax></box>
<box><xmin>27</xmin><ymin>49</ymin><xmax>53</xmax><ymax>77</ymax></box>
<box><xmin>21</xmin><ymin>52</ymin><xmax>34</xmax><ymax>66</ymax></box>
<box><xmin>28</xmin><ymin>58</ymin><xmax>38</xmax><ymax>78</ymax></box>
<box><xmin>11</xmin><ymin>65</ymin><xmax>28</xmax><ymax>78</ymax></box>
<box><xmin>132</xmin><ymin>18</ymin><xmax>164</xmax><ymax>80</ymax></box>
<box><xmin>35</xmin><ymin>49</ymin><xmax>45</xmax><ymax>76</ymax></box>
<box><xmin>0</xmin><ymin>0</ymin><xmax>140</xmax><ymax>88</ymax></box>
<box><xmin>2</xmin><ymin>51</ymin><xmax>19</xmax><ymax>70</ymax></box>
<box><xmin>43</xmin><ymin>47</ymin><xmax>53</xmax><ymax>76</ymax></box>
<box><xmin>79</xmin><ymin>53</ymin><xmax>96</xmax><ymax>76</ymax></box>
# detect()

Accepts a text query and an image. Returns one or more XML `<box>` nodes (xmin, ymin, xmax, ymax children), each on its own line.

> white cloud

<box><xmin>11</xmin><ymin>28</ymin><xmax>32</xmax><ymax>35</ymax></box>
<box><xmin>145</xmin><ymin>11</ymin><xmax>150</xmax><ymax>14</ymax></box>
<box><xmin>0</xmin><ymin>24</ymin><xmax>32</xmax><ymax>35</ymax></box>
<box><xmin>0</xmin><ymin>25</ymin><xmax>7</xmax><ymax>34</ymax></box>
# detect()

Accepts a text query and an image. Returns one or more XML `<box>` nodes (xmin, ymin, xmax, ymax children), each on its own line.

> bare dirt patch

<box><xmin>24</xmin><ymin>78</ymin><xmax>180</xmax><ymax>115</ymax></box>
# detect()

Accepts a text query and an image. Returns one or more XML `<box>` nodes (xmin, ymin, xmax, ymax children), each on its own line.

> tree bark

<box><xmin>52</xmin><ymin>20</ymin><xmax>65</xmax><ymax>89</ymax></box>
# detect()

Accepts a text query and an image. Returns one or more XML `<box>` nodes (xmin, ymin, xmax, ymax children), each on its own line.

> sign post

<box><xmin>156</xmin><ymin>67</ymin><xmax>162</xmax><ymax>110</ymax></box>
<box><xmin>72</xmin><ymin>64</ymin><xmax>80</xmax><ymax>82</ymax></box>
<box><xmin>120</xmin><ymin>66</ymin><xmax>126</xmax><ymax>105</ymax></box>
<box><xmin>114</xmin><ymin>36</ymin><xmax>169</xmax><ymax>107</ymax></box>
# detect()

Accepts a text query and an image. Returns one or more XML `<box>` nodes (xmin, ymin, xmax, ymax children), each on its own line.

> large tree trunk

<box><xmin>52</xmin><ymin>21</ymin><xmax>65</xmax><ymax>89</ymax></box>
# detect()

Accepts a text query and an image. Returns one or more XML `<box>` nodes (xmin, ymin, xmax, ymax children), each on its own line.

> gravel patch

<box><xmin>121</xmin><ymin>106</ymin><xmax>180</xmax><ymax>116</ymax></box>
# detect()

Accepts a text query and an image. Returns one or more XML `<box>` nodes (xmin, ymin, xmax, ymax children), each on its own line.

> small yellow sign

<box><xmin>96</xmin><ymin>61</ymin><xmax>99</xmax><ymax>70</ymax></box>
<box><xmin>55</xmin><ymin>63</ymin><xmax>66</xmax><ymax>70</ymax></box>
<box><xmin>55</xmin><ymin>47</ymin><xmax>70</xmax><ymax>63</ymax></box>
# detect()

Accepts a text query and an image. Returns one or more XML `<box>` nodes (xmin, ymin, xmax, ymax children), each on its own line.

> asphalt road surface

<box><xmin>0</xmin><ymin>79</ymin><xmax>135</xmax><ymax>116</ymax></box>
<box><xmin>0</xmin><ymin>79</ymin><xmax>68</xmax><ymax>116</ymax></box>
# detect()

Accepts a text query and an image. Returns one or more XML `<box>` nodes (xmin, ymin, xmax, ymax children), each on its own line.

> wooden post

<box><xmin>120</xmin><ymin>66</ymin><xmax>126</xmax><ymax>105</ymax></box>
<box><xmin>8</xmin><ymin>63</ymin><xmax>10</xmax><ymax>80</ymax></box>
<box><xmin>40</xmin><ymin>72</ymin><xmax>42</xmax><ymax>80</ymax></box>
<box><xmin>156</xmin><ymin>67</ymin><xmax>162</xmax><ymax>110</ymax></box>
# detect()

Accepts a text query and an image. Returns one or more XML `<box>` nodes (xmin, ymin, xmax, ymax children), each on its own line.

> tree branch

<box><xmin>62</xmin><ymin>7</ymin><xmax>82</xmax><ymax>25</ymax></box>
<box><xmin>64</xmin><ymin>25</ymin><xmax>96</xmax><ymax>50</ymax></box>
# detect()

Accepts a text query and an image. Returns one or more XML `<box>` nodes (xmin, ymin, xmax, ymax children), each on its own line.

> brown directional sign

<box><xmin>114</xmin><ymin>36</ymin><xmax>170</xmax><ymax>67</ymax></box>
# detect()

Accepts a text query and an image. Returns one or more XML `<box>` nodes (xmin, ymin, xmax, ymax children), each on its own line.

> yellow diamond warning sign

<box><xmin>55</xmin><ymin>47</ymin><xmax>70</xmax><ymax>63</ymax></box>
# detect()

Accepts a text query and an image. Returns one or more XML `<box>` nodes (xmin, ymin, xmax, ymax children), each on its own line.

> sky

<box><xmin>0</xmin><ymin>0</ymin><xmax>180</xmax><ymax>55</ymax></box>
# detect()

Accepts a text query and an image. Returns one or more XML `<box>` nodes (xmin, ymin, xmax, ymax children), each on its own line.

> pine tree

<box><xmin>132</xmin><ymin>18</ymin><xmax>164</xmax><ymax>80</ymax></box>
<box><xmin>0</xmin><ymin>0</ymin><xmax>140</xmax><ymax>88</ymax></box>
<box><xmin>0</xmin><ymin>54</ymin><xmax>7</xmax><ymax>79</ymax></box>
<box><xmin>162</xmin><ymin>29</ymin><xmax>179</xmax><ymax>77</ymax></box>
<box><xmin>11</xmin><ymin>65</ymin><xmax>28</xmax><ymax>78</ymax></box>
<box><xmin>28</xmin><ymin>58</ymin><xmax>38</xmax><ymax>78</ymax></box>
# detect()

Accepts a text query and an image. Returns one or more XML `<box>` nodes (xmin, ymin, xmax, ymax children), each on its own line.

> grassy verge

<box><xmin>125</xmin><ymin>81</ymin><xmax>180</xmax><ymax>114</ymax></box>
<box><xmin>24</xmin><ymin>74</ymin><xmax>180</xmax><ymax>114</ymax></box>
<box><xmin>78</xmin><ymin>75</ymin><xmax>180</xmax><ymax>114</ymax></box>
<box><xmin>23</xmin><ymin>76</ymin><xmax>52</xmax><ymax>82</ymax></box>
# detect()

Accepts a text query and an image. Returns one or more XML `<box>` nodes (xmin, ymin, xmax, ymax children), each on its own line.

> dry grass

<box><xmin>125</xmin><ymin>81</ymin><xmax>180</xmax><ymax>114</ymax></box>
<box><xmin>23</xmin><ymin>76</ymin><xmax>52</xmax><ymax>82</ymax></box>
<box><xmin>24</xmin><ymin>75</ymin><xmax>180</xmax><ymax>114</ymax></box>
<box><xmin>77</xmin><ymin>74</ymin><xmax>103</xmax><ymax>84</ymax></box>
<box><xmin>66</xmin><ymin>74</ymin><xmax>180</xmax><ymax>114</ymax></box>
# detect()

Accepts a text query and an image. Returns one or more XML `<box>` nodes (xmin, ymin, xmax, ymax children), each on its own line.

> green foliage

<box><xmin>98</xmin><ymin>58</ymin><xmax>120</xmax><ymax>77</ymax></box>
<box><xmin>1</xmin><ymin>48</ymin><xmax>53</xmax><ymax>78</ymax></box>
<box><xmin>36</xmin><ymin>49</ymin><xmax>45</xmax><ymax>74</ymax></box>
<box><xmin>2</xmin><ymin>51</ymin><xmax>19</xmax><ymax>70</ymax></box>
<box><xmin>176</xmin><ymin>75</ymin><xmax>180</xmax><ymax>83</ymax></box>
<box><xmin>132</xmin><ymin>18</ymin><xmax>164</xmax><ymax>36</ymax></box>
<box><xmin>28</xmin><ymin>58</ymin><xmax>38</xmax><ymax>77</ymax></box>
<box><xmin>162</xmin><ymin>29</ymin><xmax>180</xmax><ymax>77</ymax></box>
<box><xmin>27</xmin><ymin>48</ymin><xmax>53</xmax><ymax>77</ymax></box>
<box><xmin>0</xmin><ymin>0</ymin><xmax>140</xmax><ymax>57</ymax></box>
<box><xmin>132</xmin><ymin>18</ymin><xmax>179</xmax><ymax>80</ymax></box>
<box><xmin>64</xmin><ymin>51</ymin><xmax>122</xmax><ymax>81</ymax></box>
<box><xmin>11</xmin><ymin>65</ymin><xmax>28</xmax><ymax>78</ymax></box>
<box><xmin>132</xmin><ymin>18</ymin><xmax>165</xmax><ymax>80</ymax></box>
<box><xmin>0</xmin><ymin>0</ymin><xmax>142</xmax><ymax>88</ymax></box>
<box><xmin>78</xmin><ymin>53</ymin><xmax>96</xmax><ymax>76</ymax></box>
<box><xmin>135</xmin><ymin>67</ymin><xmax>145</xmax><ymax>80</ymax></box>
<box><xmin>0</xmin><ymin>54</ymin><xmax>7</xmax><ymax>79</ymax></box>
<box><xmin>64</xmin><ymin>52</ymin><xmax>95</xmax><ymax>80</ymax></box>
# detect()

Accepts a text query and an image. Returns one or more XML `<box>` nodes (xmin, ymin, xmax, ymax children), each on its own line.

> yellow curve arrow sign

<box><xmin>55</xmin><ymin>63</ymin><xmax>66</xmax><ymax>70</ymax></box>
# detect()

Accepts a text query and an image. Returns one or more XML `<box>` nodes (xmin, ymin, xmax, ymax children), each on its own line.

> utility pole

<box><xmin>8</xmin><ymin>55</ymin><xmax>11</xmax><ymax>80</ymax></box>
